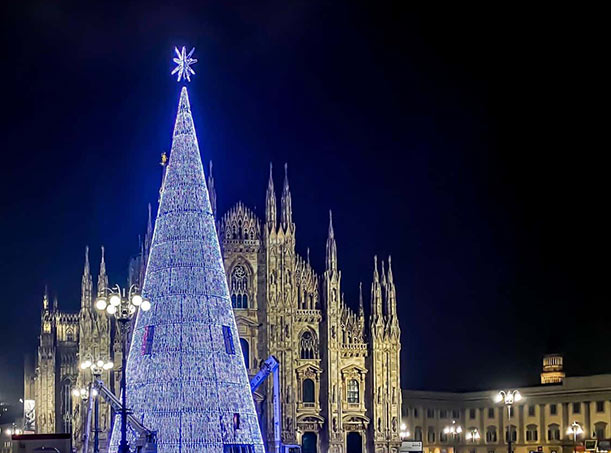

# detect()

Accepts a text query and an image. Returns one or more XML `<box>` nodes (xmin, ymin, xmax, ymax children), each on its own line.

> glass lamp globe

<box><xmin>140</xmin><ymin>300</ymin><xmax>151</xmax><ymax>311</ymax></box>
<box><xmin>106</xmin><ymin>305</ymin><xmax>117</xmax><ymax>315</ymax></box>
<box><xmin>131</xmin><ymin>294</ymin><xmax>143</xmax><ymax>306</ymax></box>
<box><xmin>95</xmin><ymin>298</ymin><xmax>107</xmax><ymax>310</ymax></box>
<box><xmin>109</xmin><ymin>294</ymin><xmax>121</xmax><ymax>306</ymax></box>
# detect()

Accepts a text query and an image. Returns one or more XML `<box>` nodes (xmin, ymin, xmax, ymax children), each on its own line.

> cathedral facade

<box><xmin>27</xmin><ymin>163</ymin><xmax>402</xmax><ymax>453</ymax></box>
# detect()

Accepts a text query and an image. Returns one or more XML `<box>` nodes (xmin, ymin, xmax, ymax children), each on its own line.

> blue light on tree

<box><xmin>109</xmin><ymin>83</ymin><xmax>264</xmax><ymax>453</ymax></box>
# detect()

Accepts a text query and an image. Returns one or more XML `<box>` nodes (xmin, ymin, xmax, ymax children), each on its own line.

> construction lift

<box><xmin>82</xmin><ymin>379</ymin><xmax>157</xmax><ymax>453</ymax></box>
<box><xmin>250</xmin><ymin>356</ymin><xmax>301</xmax><ymax>453</ymax></box>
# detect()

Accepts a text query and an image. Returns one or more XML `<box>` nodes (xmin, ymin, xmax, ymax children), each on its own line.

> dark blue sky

<box><xmin>0</xmin><ymin>2</ymin><xmax>608</xmax><ymax>403</ymax></box>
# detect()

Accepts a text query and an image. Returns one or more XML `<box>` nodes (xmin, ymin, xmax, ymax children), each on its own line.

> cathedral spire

<box><xmin>265</xmin><ymin>162</ymin><xmax>277</xmax><ymax>228</ymax></box>
<box><xmin>370</xmin><ymin>255</ymin><xmax>383</xmax><ymax>327</ymax></box>
<box><xmin>53</xmin><ymin>295</ymin><xmax>58</xmax><ymax>312</ymax></box>
<box><xmin>386</xmin><ymin>255</ymin><xmax>399</xmax><ymax>336</ymax></box>
<box><xmin>81</xmin><ymin>246</ymin><xmax>93</xmax><ymax>309</ymax></box>
<box><xmin>280</xmin><ymin>162</ymin><xmax>293</xmax><ymax>230</ymax></box>
<box><xmin>208</xmin><ymin>160</ymin><xmax>217</xmax><ymax>219</ymax></box>
<box><xmin>325</xmin><ymin>210</ymin><xmax>338</xmax><ymax>273</ymax></box>
<box><xmin>358</xmin><ymin>282</ymin><xmax>364</xmax><ymax>318</ymax></box>
<box><xmin>42</xmin><ymin>286</ymin><xmax>49</xmax><ymax>311</ymax></box>
<box><xmin>97</xmin><ymin>246</ymin><xmax>108</xmax><ymax>296</ymax></box>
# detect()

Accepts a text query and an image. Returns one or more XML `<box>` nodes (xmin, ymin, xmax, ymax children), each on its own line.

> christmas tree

<box><xmin>109</xmin><ymin>86</ymin><xmax>264</xmax><ymax>453</ymax></box>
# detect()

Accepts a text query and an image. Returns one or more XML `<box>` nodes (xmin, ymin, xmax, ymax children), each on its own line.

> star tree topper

<box><xmin>172</xmin><ymin>46</ymin><xmax>197</xmax><ymax>82</ymax></box>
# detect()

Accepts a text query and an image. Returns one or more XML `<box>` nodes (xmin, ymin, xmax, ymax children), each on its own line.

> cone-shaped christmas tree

<box><xmin>109</xmin><ymin>87</ymin><xmax>264</xmax><ymax>453</ymax></box>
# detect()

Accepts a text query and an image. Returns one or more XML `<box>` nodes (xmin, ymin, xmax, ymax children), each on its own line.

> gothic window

<box><xmin>547</xmin><ymin>424</ymin><xmax>560</xmax><ymax>441</ymax></box>
<box><xmin>486</xmin><ymin>427</ymin><xmax>497</xmax><ymax>443</ymax></box>
<box><xmin>66</xmin><ymin>328</ymin><xmax>74</xmax><ymax>342</ymax></box>
<box><xmin>239</xmin><ymin>338</ymin><xmax>250</xmax><ymax>369</ymax></box>
<box><xmin>60</xmin><ymin>379</ymin><xmax>72</xmax><ymax>432</ymax></box>
<box><xmin>526</xmin><ymin>425</ymin><xmax>538</xmax><ymax>442</ymax></box>
<box><xmin>302</xmin><ymin>379</ymin><xmax>315</xmax><ymax>403</ymax></box>
<box><xmin>299</xmin><ymin>331</ymin><xmax>318</xmax><ymax>359</ymax></box>
<box><xmin>347</xmin><ymin>379</ymin><xmax>359</xmax><ymax>404</ymax></box>
<box><xmin>230</xmin><ymin>265</ymin><xmax>249</xmax><ymax>309</ymax></box>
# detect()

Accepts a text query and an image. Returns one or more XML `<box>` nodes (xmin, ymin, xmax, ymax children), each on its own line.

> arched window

<box><xmin>300</xmin><ymin>331</ymin><xmax>318</xmax><ymax>359</ymax></box>
<box><xmin>414</xmin><ymin>426</ymin><xmax>423</xmax><ymax>441</ymax></box>
<box><xmin>60</xmin><ymin>379</ymin><xmax>72</xmax><ymax>433</ymax></box>
<box><xmin>505</xmin><ymin>425</ymin><xmax>517</xmax><ymax>442</ymax></box>
<box><xmin>230</xmin><ymin>265</ymin><xmax>249</xmax><ymax>308</ymax></box>
<box><xmin>594</xmin><ymin>422</ymin><xmax>607</xmax><ymax>440</ymax></box>
<box><xmin>486</xmin><ymin>426</ymin><xmax>497</xmax><ymax>443</ymax></box>
<box><xmin>302</xmin><ymin>379</ymin><xmax>315</xmax><ymax>403</ymax></box>
<box><xmin>239</xmin><ymin>338</ymin><xmax>250</xmax><ymax>369</ymax></box>
<box><xmin>428</xmin><ymin>427</ymin><xmax>436</xmax><ymax>443</ymax></box>
<box><xmin>526</xmin><ymin>424</ymin><xmax>538</xmax><ymax>442</ymax></box>
<box><xmin>347</xmin><ymin>379</ymin><xmax>359</xmax><ymax>404</ymax></box>
<box><xmin>547</xmin><ymin>424</ymin><xmax>560</xmax><ymax>441</ymax></box>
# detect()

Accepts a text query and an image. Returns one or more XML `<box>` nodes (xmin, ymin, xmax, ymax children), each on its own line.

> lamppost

<box><xmin>95</xmin><ymin>285</ymin><xmax>150</xmax><ymax>453</ymax></box>
<box><xmin>444</xmin><ymin>420</ymin><xmax>463</xmax><ymax>453</ymax></box>
<box><xmin>465</xmin><ymin>428</ymin><xmax>480</xmax><ymax>443</ymax></box>
<box><xmin>72</xmin><ymin>384</ymin><xmax>96</xmax><ymax>451</ymax></box>
<box><xmin>79</xmin><ymin>358</ymin><xmax>113</xmax><ymax>453</ymax></box>
<box><xmin>400</xmin><ymin>423</ymin><xmax>411</xmax><ymax>441</ymax></box>
<box><xmin>566</xmin><ymin>421</ymin><xmax>583</xmax><ymax>453</ymax></box>
<box><xmin>494</xmin><ymin>390</ymin><xmax>523</xmax><ymax>453</ymax></box>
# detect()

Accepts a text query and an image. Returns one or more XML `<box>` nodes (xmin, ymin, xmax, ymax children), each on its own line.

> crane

<box><xmin>250</xmin><ymin>356</ymin><xmax>301</xmax><ymax>453</ymax></box>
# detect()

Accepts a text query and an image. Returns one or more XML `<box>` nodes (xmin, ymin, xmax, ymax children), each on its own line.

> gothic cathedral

<box><xmin>27</xmin><ymin>163</ymin><xmax>402</xmax><ymax>453</ymax></box>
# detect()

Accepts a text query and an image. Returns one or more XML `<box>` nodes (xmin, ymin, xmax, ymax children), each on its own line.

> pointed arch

<box><xmin>299</xmin><ymin>328</ymin><xmax>319</xmax><ymax>359</ymax></box>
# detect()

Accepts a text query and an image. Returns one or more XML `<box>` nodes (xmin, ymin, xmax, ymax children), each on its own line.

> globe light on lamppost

<box><xmin>495</xmin><ymin>390</ymin><xmax>524</xmax><ymax>453</ymax></box>
<box><xmin>567</xmin><ymin>421</ymin><xmax>583</xmax><ymax>453</ymax></box>
<box><xmin>95</xmin><ymin>285</ymin><xmax>149</xmax><ymax>453</ymax></box>
<box><xmin>465</xmin><ymin>428</ymin><xmax>480</xmax><ymax>443</ymax></box>
<box><xmin>444</xmin><ymin>420</ymin><xmax>462</xmax><ymax>453</ymax></box>
<box><xmin>400</xmin><ymin>423</ymin><xmax>411</xmax><ymax>440</ymax></box>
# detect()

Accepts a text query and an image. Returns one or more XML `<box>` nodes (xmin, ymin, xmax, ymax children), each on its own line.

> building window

<box><xmin>596</xmin><ymin>401</ymin><xmax>605</xmax><ymax>413</ymax></box>
<box><xmin>299</xmin><ymin>331</ymin><xmax>318</xmax><ymax>359</ymax></box>
<box><xmin>414</xmin><ymin>408</ymin><xmax>419</xmax><ymax>418</ymax></box>
<box><xmin>526</xmin><ymin>425</ymin><xmax>538</xmax><ymax>442</ymax></box>
<box><xmin>427</xmin><ymin>409</ymin><xmax>435</xmax><ymax>419</ymax></box>
<box><xmin>233</xmin><ymin>413</ymin><xmax>240</xmax><ymax>430</ymax></box>
<box><xmin>347</xmin><ymin>379</ymin><xmax>359</xmax><ymax>404</ymax></box>
<box><xmin>440</xmin><ymin>409</ymin><xmax>448</xmax><ymax>419</ymax></box>
<box><xmin>428</xmin><ymin>427</ymin><xmax>436</xmax><ymax>443</ymax></box>
<box><xmin>302</xmin><ymin>379</ymin><xmax>315</xmax><ymax>403</ymax></box>
<box><xmin>573</xmin><ymin>402</ymin><xmax>581</xmax><ymax>414</ymax></box>
<box><xmin>486</xmin><ymin>427</ymin><xmax>497</xmax><ymax>443</ymax></box>
<box><xmin>548</xmin><ymin>424</ymin><xmax>560</xmax><ymax>441</ymax></box>
<box><xmin>222</xmin><ymin>325</ymin><xmax>235</xmax><ymax>354</ymax></box>
<box><xmin>230</xmin><ymin>265</ymin><xmax>249</xmax><ymax>308</ymax></box>
<box><xmin>488</xmin><ymin>408</ymin><xmax>495</xmax><ymax>419</ymax></box>
<box><xmin>239</xmin><ymin>338</ymin><xmax>249</xmax><ymax>368</ymax></box>
<box><xmin>505</xmin><ymin>426</ymin><xmax>517</xmax><ymax>442</ymax></box>
<box><xmin>440</xmin><ymin>431</ymin><xmax>448</xmax><ymax>443</ymax></box>
<box><xmin>550</xmin><ymin>404</ymin><xmax>557</xmax><ymax>415</ymax></box>
<box><xmin>469</xmin><ymin>409</ymin><xmax>476</xmax><ymax>419</ymax></box>
<box><xmin>594</xmin><ymin>422</ymin><xmax>607</xmax><ymax>440</ymax></box>
<box><xmin>415</xmin><ymin>427</ymin><xmax>423</xmax><ymax>441</ymax></box>
<box><xmin>452</xmin><ymin>409</ymin><xmax>460</xmax><ymax>419</ymax></box>
<box><xmin>528</xmin><ymin>405</ymin><xmax>535</xmax><ymax>416</ymax></box>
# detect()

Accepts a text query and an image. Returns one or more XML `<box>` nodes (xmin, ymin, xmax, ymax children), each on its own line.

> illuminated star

<box><xmin>171</xmin><ymin>46</ymin><xmax>197</xmax><ymax>82</ymax></box>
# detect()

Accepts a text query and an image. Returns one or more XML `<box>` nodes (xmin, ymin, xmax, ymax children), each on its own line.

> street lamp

<box><xmin>494</xmin><ymin>390</ymin><xmax>523</xmax><ymax>453</ymax></box>
<box><xmin>400</xmin><ymin>423</ymin><xmax>411</xmax><ymax>440</ymax></box>
<box><xmin>80</xmin><ymin>358</ymin><xmax>113</xmax><ymax>453</ymax></box>
<box><xmin>465</xmin><ymin>428</ymin><xmax>480</xmax><ymax>443</ymax></box>
<box><xmin>95</xmin><ymin>285</ymin><xmax>149</xmax><ymax>453</ymax></box>
<box><xmin>5</xmin><ymin>423</ymin><xmax>23</xmax><ymax>436</ymax></box>
<box><xmin>444</xmin><ymin>420</ymin><xmax>463</xmax><ymax>453</ymax></box>
<box><xmin>567</xmin><ymin>421</ymin><xmax>583</xmax><ymax>453</ymax></box>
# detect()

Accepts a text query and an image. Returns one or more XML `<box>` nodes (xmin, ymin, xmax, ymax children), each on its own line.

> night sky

<box><xmin>0</xmin><ymin>2</ymin><xmax>608</xmax><ymax>404</ymax></box>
